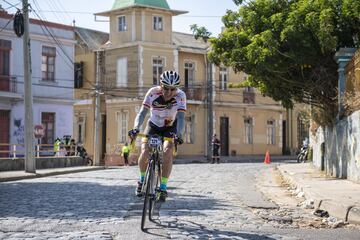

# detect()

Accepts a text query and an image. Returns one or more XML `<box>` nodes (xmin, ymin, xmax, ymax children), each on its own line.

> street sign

<box><xmin>34</xmin><ymin>124</ymin><xmax>45</xmax><ymax>139</ymax></box>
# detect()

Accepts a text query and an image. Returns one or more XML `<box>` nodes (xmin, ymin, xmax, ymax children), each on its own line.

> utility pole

<box><xmin>23</xmin><ymin>0</ymin><xmax>35</xmax><ymax>173</ymax></box>
<box><xmin>206</xmin><ymin>61</ymin><xmax>213</xmax><ymax>161</ymax></box>
<box><xmin>93</xmin><ymin>50</ymin><xmax>103</xmax><ymax>166</ymax></box>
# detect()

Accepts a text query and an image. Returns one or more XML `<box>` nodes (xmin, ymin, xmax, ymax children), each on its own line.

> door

<box><xmin>41</xmin><ymin>112</ymin><xmax>55</xmax><ymax>144</ymax></box>
<box><xmin>0</xmin><ymin>40</ymin><xmax>11</xmax><ymax>92</ymax></box>
<box><xmin>220</xmin><ymin>117</ymin><xmax>229</xmax><ymax>156</ymax></box>
<box><xmin>0</xmin><ymin>110</ymin><xmax>10</xmax><ymax>157</ymax></box>
<box><xmin>282</xmin><ymin>120</ymin><xmax>287</xmax><ymax>155</ymax></box>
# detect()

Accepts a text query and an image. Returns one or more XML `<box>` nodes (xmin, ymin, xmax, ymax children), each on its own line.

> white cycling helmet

<box><xmin>160</xmin><ymin>70</ymin><xmax>180</xmax><ymax>87</ymax></box>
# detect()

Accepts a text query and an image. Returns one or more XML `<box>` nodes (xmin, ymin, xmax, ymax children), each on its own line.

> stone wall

<box><xmin>0</xmin><ymin>156</ymin><xmax>85</xmax><ymax>171</ymax></box>
<box><xmin>312</xmin><ymin>111</ymin><xmax>360</xmax><ymax>183</ymax></box>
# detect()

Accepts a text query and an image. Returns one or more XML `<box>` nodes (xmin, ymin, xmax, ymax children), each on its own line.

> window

<box><xmin>152</xmin><ymin>58</ymin><xmax>164</xmax><ymax>85</ymax></box>
<box><xmin>184</xmin><ymin>62</ymin><xmax>195</xmax><ymax>88</ymax></box>
<box><xmin>74</xmin><ymin>62</ymin><xmax>84</xmax><ymax>88</ymax></box>
<box><xmin>41</xmin><ymin>112</ymin><xmax>55</xmax><ymax>144</ymax></box>
<box><xmin>184</xmin><ymin>115</ymin><xmax>194</xmax><ymax>144</ymax></box>
<box><xmin>41</xmin><ymin>46</ymin><xmax>56</xmax><ymax>81</ymax></box>
<box><xmin>153</xmin><ymin>16</ymin><xmax>163</xmax><ymax>31</ymax></box>
<box><xmin>219</xmin><ymin>67</ymin><xmax>228</xmax><ymax>90</ymax></box>
<box><xmin>243</xmin><ymin>86</ymin><xmax>255</xmax><ymax>104</ymax></box>
<box><xmin>117</xmin><ymin>110</ymin><xmax>129</xmax><ymax>143</ymax></box>
<box><xmin>267</xmin><ymin>119</ymin><xmax>276</xmax><ymax>145</ymax></box>
<box><xmin>244</xmin><ymin>117</ymin><xmax>253</xmax><ymax>144</ymax></box>
<box><xmin>0</xmin><ymin>39</ymin><xmax>11</xmax><ymax>92</ymax></box>
<box><xmin>118</xmin><ymin>16</ymin><xmax>127</xmax><ymax>31</ymax></box>
<box><xmin>75</xmin><ymin>115</ymin><xmax>86</xmax><ymax>143</ymax></box>
<box><xmin>116</xmin><ymin>57</ymin><xmax>127</xmax><ymax>87</ymax></box>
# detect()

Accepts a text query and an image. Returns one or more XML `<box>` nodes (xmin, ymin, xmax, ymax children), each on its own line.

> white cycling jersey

<box><xmin>142</xmin><ymin>86</ymin><xmax>187</xmax><ymax>128</ymax></box>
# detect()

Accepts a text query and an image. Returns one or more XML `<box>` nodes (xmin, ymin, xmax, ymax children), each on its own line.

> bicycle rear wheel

<box><xmin>141</xmin><ymin>160</ymin><xmax>153</xmax><ymax>231</ymax></box>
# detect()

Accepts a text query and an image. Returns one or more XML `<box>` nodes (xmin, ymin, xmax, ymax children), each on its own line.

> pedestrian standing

<box><xmin>122</xmin><ymin>143</ymin><xmax>130</xmax><ymax>166</ymax></box>
<box><xmin>54</xmin><ymin>138</ymin><xmax>61</xmax><ymax>156</ymax></box>
<box><xmin>69</xmin><ymin>139</ymin><xmax>76</xmax><ymax>156</ymax></box>
<box><xmin>211</xmin><ymin>134</ymin><xmax>221</xmax><ymax>164</ymax></box>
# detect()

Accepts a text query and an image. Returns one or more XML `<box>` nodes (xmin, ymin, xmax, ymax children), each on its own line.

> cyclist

<box><xmin>128</xmin><ymin>70</ymin><xmax>186</xmax><ymax>202</ymax></box>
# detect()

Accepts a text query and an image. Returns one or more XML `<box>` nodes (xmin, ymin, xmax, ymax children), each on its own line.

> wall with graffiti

<box><xmin>10</xmin><ymin>102</ymin><xmax>74</xmax><ymax>145</ymax></box>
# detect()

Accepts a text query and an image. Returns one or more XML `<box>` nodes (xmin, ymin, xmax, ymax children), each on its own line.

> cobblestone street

<box><xmin>1</xmin><ymin>163</ymin><xmax>360</xmax><ymax>239</ymax></box>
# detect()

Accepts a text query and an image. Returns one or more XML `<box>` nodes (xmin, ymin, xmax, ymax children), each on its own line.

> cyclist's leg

<box><xmin>138</xmin><ymin>122</ymin><xmax>158</xmax><ymax>182</ymax></box>
<box><xmin>135</xmin><ymin>142</ymin><xmax>149</xmax><ymax>196</ymax></box>
<box><xmin>138</xmin><ymin>142</ymin><xmax>149</xmax><ymax>179</ymax></box>
<box><xmin>162</xmin><ymin>139</ymin><xmax>173</xmax><ymax>179</ymax></box>
<box><xmin>157</xmin><ymin>127</ymin><xmax>176</xmax><ymax>201</ymax></box>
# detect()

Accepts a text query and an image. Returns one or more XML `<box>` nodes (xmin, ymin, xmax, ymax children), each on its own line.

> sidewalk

<box><xmin>174</xmin><ymin>155</ymin><xmax>296</xmax><ymax>164</ymax></box>
<box><xmin>277</xmin><ymin>162</ymin><xmax>360</xmax><ymax>224</ymax></box>
<box><xmin>0</xmin><ymin>166</ymin><xmax>105</xmax><ymax>182</ymax></box>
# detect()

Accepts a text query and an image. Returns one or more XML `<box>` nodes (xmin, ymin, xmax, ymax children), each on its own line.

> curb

<box><xmin>277</xmin><ymin>166</ymin><xmax>360</xmax><ymax>224</ymax></box>
<box><xmin>0</xmin><ymin>166</ymin><xmax>105</xmax><ymax>182</ymax></box>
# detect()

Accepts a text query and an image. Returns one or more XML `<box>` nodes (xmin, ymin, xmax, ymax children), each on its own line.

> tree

<box><xmin>190</xmin><ymin>24</ymin><xmax>212</xmax><ymax>42</ymax></box>
<box><xmin>208</xmin><ymin>0</ymin><xmax>360</xmax><ymax>125</ymax></box>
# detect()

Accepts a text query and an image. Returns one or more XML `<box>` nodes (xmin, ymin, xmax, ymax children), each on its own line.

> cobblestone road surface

<box><xmin>1</xmin><ymin>163</ymin><xmax>360</xmax><ymax>239</ymax></box>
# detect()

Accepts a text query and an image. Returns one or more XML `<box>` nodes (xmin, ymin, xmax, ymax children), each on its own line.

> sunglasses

<box><xmin>162</xmin><ymin>86</ymin><xmax>177</xmax><ymax>91</ymax></box>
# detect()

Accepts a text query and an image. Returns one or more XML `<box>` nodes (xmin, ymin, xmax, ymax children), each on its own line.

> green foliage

<box><xmin>190</xmin><ymin>24</ymin><xmax>212</xmax><ymax>42</ymax></box>
<box><xmin>208</xmin><ymin>0</ymin><xmax>360</xmax><ymax>126</ymax></box>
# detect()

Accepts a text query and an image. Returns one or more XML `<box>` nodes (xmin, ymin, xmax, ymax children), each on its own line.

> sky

<box><xmin>2</xmin><ymin>0</ymin><xmax>239</xmax><ymax>37</ymax></box>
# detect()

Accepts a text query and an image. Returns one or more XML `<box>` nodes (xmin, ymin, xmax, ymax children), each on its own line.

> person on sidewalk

<box><xmin>68</xmin><ymin>139</ymin><xmax>76</xmax><ymax>156</ymax></box>
<box><xmin>211</xmin><ymin>134</ymin><xmax>221</xmax><ymax>164</ymax></box>
<box><xmin>122</xmin><ymin>143</ymin><xmax>130</xmax><ymax>166</ymax></box>
<box><xmin>54</xmin><ymin>138</ymin><xmax>61</xmax><ymax>156</ymax></box>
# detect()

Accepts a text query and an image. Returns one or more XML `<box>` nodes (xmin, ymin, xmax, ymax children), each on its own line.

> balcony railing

<box><xmin>182</xmin><ymin>86</ymin><xmax>204</xmax><ymax>101</ymax></box>
<box><xmin>243</xmin><ymin>91</ymin><xmax>255</xmax><ymax>104</ymax></box>
<box><xmin>0</xmin><ymin>75</ymin><xmax>17</xmax><ymax>93</ymax></box>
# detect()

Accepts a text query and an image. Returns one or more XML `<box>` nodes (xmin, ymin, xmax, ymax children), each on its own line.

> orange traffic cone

<box><xmin>264</xmin><ymin>150</ymin><xmax>271</xmax><ymax>164</ymax></box>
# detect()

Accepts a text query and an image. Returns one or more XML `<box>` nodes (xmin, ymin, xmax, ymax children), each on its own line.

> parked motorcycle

<box><xmin>297</xmin><ymin>145</ymin><xmax>308</xmax><ymax>163</ymax></box>
<box><xmin>76</xmin><ymin>145</ymin><xmax>93</xmax><ymax>166</ymax></box>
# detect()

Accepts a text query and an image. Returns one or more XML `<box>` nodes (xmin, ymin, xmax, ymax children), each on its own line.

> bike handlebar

<box><xmin>134</xmin><ymin>133</ymin><xmax>174</xmax><ymax>143</ymax></box>
<box><xmin>129</xmin><ymin>133</ymin><xmax>177</xmax><ymax>156</ymax></box>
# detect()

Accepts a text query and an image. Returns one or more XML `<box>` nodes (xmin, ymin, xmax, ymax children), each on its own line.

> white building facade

<box><xmin>0</xmin><ymin>10</ymin><xmax>75</xmax><ymax>156</ymax></box>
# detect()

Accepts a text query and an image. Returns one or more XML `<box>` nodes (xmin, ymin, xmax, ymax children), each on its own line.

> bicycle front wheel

<box><xmin>141</xmin><ymin>160</ymin><xmax>154</xmax><ymax>231</ymax></box>
<box><xmin>149</xmin><ymin>157</ymin><xmax>161</xmax><ymax>221</ymax></box>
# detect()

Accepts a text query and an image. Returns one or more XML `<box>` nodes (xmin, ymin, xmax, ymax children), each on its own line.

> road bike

<box><xmin>130</xmin><ymin>133</ymin><xmax>174</xmax><ymax>231</ymax></box>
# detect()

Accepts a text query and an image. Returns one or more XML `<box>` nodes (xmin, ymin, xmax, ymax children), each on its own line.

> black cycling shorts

<box><xmin>213</xmin><ymin>149</ymin><xmax>220</xmax><ymax>157</ymax></box>
<box><xmin>144</xmin><ymin>120</ymin><xmax>177</xmax><ymax>139</ymax></box>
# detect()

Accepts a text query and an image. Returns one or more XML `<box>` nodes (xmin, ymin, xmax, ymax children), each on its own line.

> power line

<box><xmin>29</xmin><ymin>2</ymin><xmax>95</xmax><ymax>88</ymax></box>
<box><xmin>0</xmin><ymin>17</ymin><xmax>12</xmax><ymax>33</ymax></box>
<box><xmin>2</xmin><ymin>0</ymin><xmax>21</xmax><ymax>10</ymax></box>
<box><xmin>51</xmin><ymin>0</ymin><xmax>72</xmax><ymax>21</ymax></box>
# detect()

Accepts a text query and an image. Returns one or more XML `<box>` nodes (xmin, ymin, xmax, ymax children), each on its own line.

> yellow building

<box><xmin>74</xmin><ymin>0</ymin><xmax>304</xmax><ymax>163</ymax></box>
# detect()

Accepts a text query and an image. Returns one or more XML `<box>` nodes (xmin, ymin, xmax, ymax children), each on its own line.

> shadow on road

<box><xmin>0</xmin><ymin>180</ymin><xmax>136</xmax><ymax>219</ymax></box>
<box><xmin>151</xmin><ymin>218</ymin><xmax>278</xmax><ymax>240</ymax></box>
<box><xmin>137</xmin><ymin>190</ymin><xmax>278</xmax><ymax>239</ymax></box>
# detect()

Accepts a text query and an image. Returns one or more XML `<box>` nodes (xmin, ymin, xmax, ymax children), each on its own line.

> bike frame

<box><xmin>133</xmin><ymin>133</ymin><xmax>173</xmax><ymax>231</ymax></box>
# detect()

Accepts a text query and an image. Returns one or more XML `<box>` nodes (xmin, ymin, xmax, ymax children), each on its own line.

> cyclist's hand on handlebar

<box><xmin>128</xmin><ymin>129</ymin><xmax>139</xmax><ymax>140</ymax></box>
